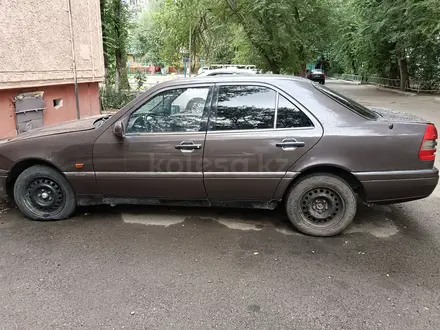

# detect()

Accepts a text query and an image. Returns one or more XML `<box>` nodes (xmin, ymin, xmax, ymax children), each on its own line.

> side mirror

<box><xmin>113</xmin><ymin>121</ymin><xmax>125</xmax><ymax>138</ymax></box>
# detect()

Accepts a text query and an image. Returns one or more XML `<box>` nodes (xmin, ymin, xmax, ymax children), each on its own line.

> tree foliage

<box><xmin>131</xmin><ymin>0</ymin><xmax>333</xmax><ymax>73</ymax></box>
<box><xmin>224</xmin><ymin>0</ymin><xmax>332</xmax><ymax>74</ymax></box>
<box><xmin>128</xmin><ymin>0</ymin><xmax>440</xmax><ymax>90</ymax></box>
<box><xmin>100</xmin><ymin>0</ymin><xmax>131</xmax><ymax>90</ymax></box>
<box><xmin>330</xmin><ymin>0</ymin><xmax>440</xmax><ymax>90</ymax></box>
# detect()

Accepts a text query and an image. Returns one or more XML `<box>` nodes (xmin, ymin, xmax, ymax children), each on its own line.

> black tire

<box><xmin>14</xmin><ymin>165</ymin><xmax>76</xmax><ymax>220</ymax></box>
<box><xmin>285</xmin><ymin>173</ymin><xmax>357</xmax><ymax>237</ymax></box>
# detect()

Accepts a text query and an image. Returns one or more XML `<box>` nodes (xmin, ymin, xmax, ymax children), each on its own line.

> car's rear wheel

<box><xmin>13</xmin><ymin>165</ymin><xmax>76</xmax><ymax>220</ymax></box>
<box><xmin>285</xmin><ymin>173</ymin><xmax>357</xmax><ymax>236</ymax></box>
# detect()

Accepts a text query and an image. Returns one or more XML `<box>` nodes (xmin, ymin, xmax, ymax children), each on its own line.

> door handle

<box><xmin>175</xmin><ymin>141</ymin><xmax>202</xmax><ymax>153</ymax></box>
<box><xmin>276</xmin><ymin>139</ymin><xmax>305</xmax><ymax>150</ymax></box>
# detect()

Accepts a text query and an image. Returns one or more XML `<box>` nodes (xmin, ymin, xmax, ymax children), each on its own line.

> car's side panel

<box><xmin>289</xmin><ymin>122</ymin><xmax>429</xmax><ymax>173</ymax></box>
<box><xmin>93</xmin><ymin>128</ymin><xmax>208</xmax><ymax>199</ymax></box>
<box><xmin>203</xmin><ymin>129</ymin><xmax>321</xmax><ymax>200</ymax></box>
<box><xmin>0</xmin><ymin>130</ymin><xmax>102</xmax><ymax>197</ymax></box>
<box><xmin>92</xmin><ymin>84</ymin><xmax>214</xmax><ymax>200</ymax></box>
<box><xmin>203</xmin><ymin>83</ymin><xmax>323</xmax><ymax>201</ymax></box>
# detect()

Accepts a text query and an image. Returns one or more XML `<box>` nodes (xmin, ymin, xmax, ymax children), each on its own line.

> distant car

<box><xmin>197</xmin><ymin>64</ymin><xmax>258</xmax><ymax>75</ymax></box>
<box><xmin>195</xmin><ymin>68</ymin><xmax>256</xmax><ymax>77</ymax></box>
<box><xmin>0</xmin><ymin>75</ymin><xmax>438</xmax><ymax>237</ymax></box>
<box><xmin>307</xmin><ymin>69</ymin><xmax>326</xmax><ymax>84</ymax></box>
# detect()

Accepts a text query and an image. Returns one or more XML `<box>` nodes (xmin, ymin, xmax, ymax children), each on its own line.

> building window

<box><xmin>53</xmin><ymin>98</ymin><xmax>63</xmax><ymax>109</ymax></box>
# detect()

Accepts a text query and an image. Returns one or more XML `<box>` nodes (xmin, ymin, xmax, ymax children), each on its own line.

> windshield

<box><xmin>314</xmin><ymin>84</ymin><xmax>378</xmax><ymax>119</ymax></box>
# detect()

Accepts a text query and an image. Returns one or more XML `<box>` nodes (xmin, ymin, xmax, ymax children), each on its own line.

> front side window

<box><xmin>214</xmin><ymin>85</ymin><xmax>276</xmax><ymax>131</ymax></box>
<box><xmin>276</xmin><ymin>95</ymin><xmax>314</xmax><ymax>128</ymax></box>
<box><xmin>126</xmin><ymin>87</ymin><xmax>209</xmax><ymax>133</ymax></box>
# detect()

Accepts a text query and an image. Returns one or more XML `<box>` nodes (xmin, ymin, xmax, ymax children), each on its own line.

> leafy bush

<box><xmin>100</xmin><ymin>86</ymin><xmax>139</xmax><ymax>112</ymax></box>
<box><xmin>134</xmin><ymin>70</ymin><xmax>146</xmax><ymax>90</ymax></box>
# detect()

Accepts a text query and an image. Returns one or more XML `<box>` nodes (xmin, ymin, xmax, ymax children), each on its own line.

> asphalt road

<box><xmin>1</xmin><ymin>81</ymin><xmax>440</xmax><ymax>329</ymax></box>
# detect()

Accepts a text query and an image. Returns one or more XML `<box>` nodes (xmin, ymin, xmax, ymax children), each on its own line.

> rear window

<box><xmin>315</xmin><ymin>84</ymin><xmax>378</xmax><ymax>120</ymax></box>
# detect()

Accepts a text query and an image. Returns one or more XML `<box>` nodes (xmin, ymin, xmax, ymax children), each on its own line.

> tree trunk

<box><xmin>115</xmin><ymin>50</ymin><xmax>129</xmax><ymax>90</ymax></box>
<box><xmin>298</xmin><ymin>45</ymin><xmax>307</xmax><ymax>77</ymax></box>
<box><xmin>100</xmin><ymin>0</ymin><xmax>110</xmax><ymax>84</ymax></box>
<box><xmin>114</xmin><ymin>1</ymin><xmax>129</xmax><ymax>91</ymax></box>
<box><xmin>398</xmin><ymin>57</ymin><xmax>409</xmax><ymax>91</ymax></box>
<box><xmin>192</xmin><ymin>38</ymin><xmax>196</xmax><ymax>73</ymax></box>
<box><xmin>115</xmin><ymin>64</ymin><xmax>120</xmax><ymax>91</ymax></box>
<box><xmin>388</xmin><ymin>60</ymin><xmax>398</xmax><ymax>80</ymax></box>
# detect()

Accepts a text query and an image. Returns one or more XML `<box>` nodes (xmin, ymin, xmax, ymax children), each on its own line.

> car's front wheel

<box><xmin>14</xmin><ymin>165</ymin><xmax>76</xmax><ymax>220</ymax></box>
<box><xmin>285</xmin><ymin>173</ymin><xmax>357</xmax><ymax>236</ymax></box>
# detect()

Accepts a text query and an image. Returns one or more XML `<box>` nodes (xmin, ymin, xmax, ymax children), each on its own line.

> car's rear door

<box><xmin>202</xmin><ymin>82</ymin><xmax>323</xmax><ymax>201</ymax></box>
<box><xmin>93</xmin><ymin>84</ymin><xmax>213</xmax><ymax>200</ymax></box>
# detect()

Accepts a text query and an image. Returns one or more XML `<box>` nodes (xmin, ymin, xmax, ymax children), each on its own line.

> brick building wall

<box><xmin>0</xmin><ymin>0</ymin><xmax>105</xmax><ymax>138</ymax></box>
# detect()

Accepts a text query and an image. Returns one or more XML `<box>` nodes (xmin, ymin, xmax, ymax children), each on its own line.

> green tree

<box><xmin>130</xmin><ymin>0</ymin><xmax>440</xmax><ymax>91</ymax></box>
<box><xmin>223</xmin><ymin>0</ymin><xmax>332</xmax><ymax>74</ymax></box>
<box><xmin>329</xmin><ymin>0</ymin><xmax>440</xmax><ymax>90</ymax></box>
<box><xmin>100</xmin><ymin>0</ymin><xmax>131</xmax><ymax>90</ymax></box>
<box><xmin>132</xmin><ymin>10</ymin><xmax>164</xmax><ymax>65</ymax></box>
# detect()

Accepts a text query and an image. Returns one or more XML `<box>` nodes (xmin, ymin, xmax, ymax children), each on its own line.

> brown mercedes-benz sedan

<box><xmin>0</xmin><ymin>76</ymin><xmax>438</xmax><ymax>236</ymax></box>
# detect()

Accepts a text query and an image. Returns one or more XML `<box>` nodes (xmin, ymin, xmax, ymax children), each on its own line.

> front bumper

<box><xmin>0</xmin><ymin>169</ymin><xmax>9</xmax><ymax>201</ymax></box>
<box><xmin>354</xmin><ymin>168</ymin><xmax>439</xmax><ymax>203</ymax></box>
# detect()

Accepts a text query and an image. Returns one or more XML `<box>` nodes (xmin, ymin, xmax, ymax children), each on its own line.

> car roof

<box><xmin>112</xmin><ymin>74</ymin><xmax>367</xmax><ymax>130</ymax></box>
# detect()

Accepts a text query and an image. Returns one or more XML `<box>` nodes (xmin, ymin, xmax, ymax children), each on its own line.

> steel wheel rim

<box><xmin>299</xmin><ymin>187</ymin><xmax>345</xmax><ymax>226</ymax></box>
<box><xmin>24</xmin><ymin>178</ymin><xmax>65</xmax><ymax>214</ymax></box>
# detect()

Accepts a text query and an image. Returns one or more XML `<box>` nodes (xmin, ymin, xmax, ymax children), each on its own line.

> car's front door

<box><xmin>93</xmin><ymin>85</ymin><xmax>213</xmax><ymax>200</ymax></box>
<box><xmin>203</xmin><ymin>83</ymin><xmax>323</xmax><ymax>201</ymax></box>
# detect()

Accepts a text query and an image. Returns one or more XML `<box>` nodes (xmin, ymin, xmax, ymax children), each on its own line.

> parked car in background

<box><xmin>0</xmin><ymin>75</ymin><xmax>438</xmax><ymax>237</ymax></box>
<box><xmin>197</xmin><ymin>64</ymin><xmax>258</xmax><ymax>75</ymax></box>
<box><xmin>307</xmin><ymin>69</ymin><xmax>326</xmax><ymax>84</ymax></box>
<box><xmin>195</xmin><ymin>68</ymin><xmax>256</xmax><ymax>77</ymax></box>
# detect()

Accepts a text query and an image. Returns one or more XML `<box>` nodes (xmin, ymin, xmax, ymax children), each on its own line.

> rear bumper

<box><xmin>0</xmin><ymin>170</ymin><xmax>9</xmax><ymax>201</ymax></box>
<box><xmin>354</xmin><ymin>168</ymin><xmax>439</xmax><ymax>203</ymax></box>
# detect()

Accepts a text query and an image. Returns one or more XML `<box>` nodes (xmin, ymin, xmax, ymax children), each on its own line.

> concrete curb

<box><xmin>375</xmin><ymin>86</ymin><xmax>416</xmax><ymax>96</ymax></box>
<box><xmin>435</xmin><ymin>97</ymin><xmax>440</xmax><ymax>103</ymax></box>
<box><xmin>331</xmin><ymin>79</ymin><xmax>362</xmax><ymax>85</ymax></box>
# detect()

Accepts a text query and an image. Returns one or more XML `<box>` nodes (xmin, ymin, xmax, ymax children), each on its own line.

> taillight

<box><xmin>419</xmin><ymin>124</ymin><xmax>438</xmax><ymax>161</ymax></box>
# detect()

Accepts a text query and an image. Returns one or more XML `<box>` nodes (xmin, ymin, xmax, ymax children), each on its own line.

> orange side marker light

<box><xmin>75</xmin><ymin>163</ymin><xmax>84</xmax><ymax>169</ymax></box>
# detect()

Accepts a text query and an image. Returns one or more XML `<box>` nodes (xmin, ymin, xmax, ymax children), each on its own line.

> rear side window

<box><xmin>214</xmin><ymin>85</ymin><xmax>276</xmax><ymax>130</ymax></box>
<box><xmin>276</xmin><ymin>95</ymin><xmax>313</xmax><ymax>128</ymax></box>
<box><xmin>315</xmin><ymin>84</ymin><xmax>378</xmax><ymax>119</ymax></box>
